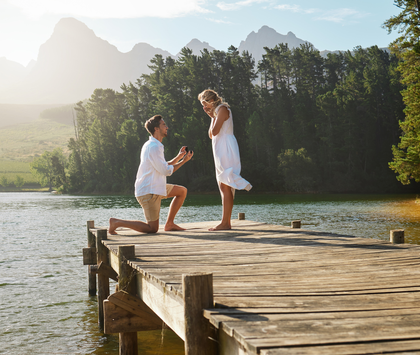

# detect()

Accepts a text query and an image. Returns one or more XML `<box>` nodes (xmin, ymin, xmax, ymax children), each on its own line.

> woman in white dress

<box><xmin>198</xmin><ymin>89</ymin><xmax>252</xmax><ymax>231</ymax></box>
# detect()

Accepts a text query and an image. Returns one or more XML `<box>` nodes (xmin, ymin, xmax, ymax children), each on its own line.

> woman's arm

<box><xmin>210</xmin><ymin>106</ymin><xmax>229</xmax><ymax>137</ymax></box>
<box><xmin>208</xmin><ymin>118</ymin><xmax>214</xmax><ymax>139</ymax></box>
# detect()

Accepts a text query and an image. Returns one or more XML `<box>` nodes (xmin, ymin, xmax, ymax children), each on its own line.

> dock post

<box><xmin>390</xmin><ymin>229</ymin><xmax>405</xmax><ymax>244</ymax></box>
<box><xmin>87</xmin><ymin>221</ymin><xmax>97</xmax><ymax>296</ymax></box>
<box><xmin>96</xmin><ymin>229</ymin><xmax>109</xmax><ymax>329</ymax></box>
<box><xmin>238</xmin><ymin>212</ymin><xmax>245</xmax><ymax>220</ymax></box>
<box><xmin>183</xmin><ymin>273</ymin><xmax>217</xmax><ymax>355</ymax></box>
<box><xmin>118</xmin><ymin>245</ymin><xmax>138</xmax><ymax>355</ymax></box>
<box><xmin>291</xmin><ymin>220</ymin><xmax>301</xmax><ymax>228</ymax></box>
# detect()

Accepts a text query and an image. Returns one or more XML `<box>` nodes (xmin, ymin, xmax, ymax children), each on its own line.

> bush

<box><xmin>14</xmin><ymin>175</ymin><xmax>25</xmax><ymax>188</ymax></box>
<box><xmin>0</xmin><ymin>176</ymin><xmax>9</xmax><ymax>187</ymax></box>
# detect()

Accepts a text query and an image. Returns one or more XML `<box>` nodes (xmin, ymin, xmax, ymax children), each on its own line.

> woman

<box><xmin>198</xmin><ymin>89</ymin><xmax>252</xmax><ymax>231</ymax></box>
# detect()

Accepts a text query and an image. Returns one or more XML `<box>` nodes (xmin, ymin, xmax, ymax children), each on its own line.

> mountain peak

<box><xmin>239</xmin><ymin>26</ymin><xmax>310</xmax><ymax>62</ymax></box>
<box><xmin>177</xmin><ymin>39</ymin><xmax>215</xmax><ymax>57</ymax></box>
<box><xmin>53</xmin><ymin>17</ymin><xmax>95</xmax><ymax>39</ymax></box>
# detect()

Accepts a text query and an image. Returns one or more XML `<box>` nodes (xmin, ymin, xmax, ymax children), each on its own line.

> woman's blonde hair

<box><xmin>198</xmin><ymin>89</ymin><xmax>229</xmax><ymax>117</ymax></box>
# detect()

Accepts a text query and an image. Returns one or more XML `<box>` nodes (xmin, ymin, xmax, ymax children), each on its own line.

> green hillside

<box><xmin>0</xmin><ymin>115</ymin><xmax>75</xmax><ymax>189</ymax></box>
<box><xmin>0</xmin><ymin>118</ymin><xmax>75</xmax><ymax>162</ymax></box>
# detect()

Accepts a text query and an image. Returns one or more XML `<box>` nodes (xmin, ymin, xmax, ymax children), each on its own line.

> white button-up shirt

<box><xmin>134</xmin><ymin>136</ymin><xmax>174</xmax><ymax>197</ymax></box>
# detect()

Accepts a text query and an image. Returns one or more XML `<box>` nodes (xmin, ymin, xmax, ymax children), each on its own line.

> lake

<box><xmin>1</xmin><ymin>192</ymin><xmax>420</xmax><ymax>354</ymax></box>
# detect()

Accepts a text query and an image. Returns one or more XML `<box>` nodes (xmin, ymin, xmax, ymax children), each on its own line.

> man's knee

<box><xmin>180</xmin><ymin>186</ymin><xmax>187</xmax><ymax>197</ymax></box>
<box><xmin>147</xmin><ymin>221</ymin><xmax>159</xmax><ymax>233</ymax></box>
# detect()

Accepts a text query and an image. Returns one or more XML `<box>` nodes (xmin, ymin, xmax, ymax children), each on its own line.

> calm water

<box><xmin>1</xmin><ymin>192</ymin><xmax>420</xmax><ymax>354</ymax></box>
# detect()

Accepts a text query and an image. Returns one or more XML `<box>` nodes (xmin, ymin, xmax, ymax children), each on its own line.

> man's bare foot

<box><xmin>209</xmin><ymin>223</ymin><xmax>231</xmax><ymax>231</ymax></box>
<box><xmin>164</xmin><ymin>222</ymin><xmax>186</xmax><ymax>231</ymax></box>
<box><xmin>109</xmin><ymin>218</ymin><xmax>119</xmax><ymax>235</ymax></box>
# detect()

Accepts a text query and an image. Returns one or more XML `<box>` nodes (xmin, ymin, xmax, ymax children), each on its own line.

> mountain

<box><xmin>0</xmin><ymin>18</ymin><xmax>172</xmax><ymax>105</ymax></box>
<box><xmin>0</xmin><ymin>18</ymin><xmax>311</xmax><ymax>105</ymax></box>
<box><xmin>0</xmin><ymin>58</ymin><xmax>26</xmax><ymax>91</ymax></box>
<box><xmin>238</xmin><ymin>25</ymin><xmax>310</xmax><ymax>63</ymax></box>
<box><xmin>176</xmin><ymin>39</ymin><xmax>216</xmax><ymax>57</ymax></box>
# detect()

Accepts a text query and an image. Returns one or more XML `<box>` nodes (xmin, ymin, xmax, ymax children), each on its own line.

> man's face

<box><xmin>158</xmin><ymin>119</ymin><xmax>168</xmax><ymax>137</ymax></box>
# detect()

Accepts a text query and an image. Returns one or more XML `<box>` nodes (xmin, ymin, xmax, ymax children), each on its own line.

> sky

<box><xmin>0</xmin><ymin>0</ymin><xmax>402</xmax><ymax>67</ymax></box>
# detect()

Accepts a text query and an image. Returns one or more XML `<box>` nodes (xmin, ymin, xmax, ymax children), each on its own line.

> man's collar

<box><xmin>149</xmin><ymin>136</ymin><xmax>163</xmax><ymax>145</ymax></box>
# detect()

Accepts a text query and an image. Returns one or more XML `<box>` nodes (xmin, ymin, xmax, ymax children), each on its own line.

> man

<box><xmin>109</xmin><ymin>115</ymin><xmax>193</xmax><ymax>234</ymax></box>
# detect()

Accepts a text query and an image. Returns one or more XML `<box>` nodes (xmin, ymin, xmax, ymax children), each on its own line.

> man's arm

<box><xmin>171</xmin><ymin>150</ymin><xmax>194</xmax><ymax>173</ymax></box>
<box><xmin>168</xmin><ymin>146</ymin><xmax>188</xmax><ymax>165</ymax></box>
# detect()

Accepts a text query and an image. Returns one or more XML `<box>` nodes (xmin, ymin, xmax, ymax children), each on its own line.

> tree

<box><xmin>0</xmin><ymin>176</ymin><xmax>9</xmax><ymax>187</ymax></box>
<box><xmin>384</xmin><ymin>0</ymin><xmax>420</xmax><ymax>184</ymax></box>
<box><xmin>30</xmin><ymin>148</ymin><xmax>68</xmax><ymax>191</ymax></box>
<box><xmin>14</xmin><ymin>175</ymin><xmax>25</xmax><ymax>188</ymax></box>
<box><xmin>278</xmin><ymin>148</ymin><xmax>318</xmax><ymax>192</ymax></box>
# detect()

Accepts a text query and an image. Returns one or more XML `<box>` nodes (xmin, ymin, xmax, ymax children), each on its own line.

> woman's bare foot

<box><xmin>109</xmin><ymin>218</ymin><xmax>119</xmax><ymax>235</ymax></box>
<box><xmin>164</xmin><ymin>222</ymin><xmax>185</xmax><ymax>231</ymax></box>
<box><xmin>209</xmin><ymin>223</ymin><xmax>231</xmax><ymax>231</ymax></box>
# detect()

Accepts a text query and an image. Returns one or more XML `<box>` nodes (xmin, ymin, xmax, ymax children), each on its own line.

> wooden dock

<box><xmin>83</xmin><ymin>219</ymin><xmax>420</xmax><ymax>354</ymax></box>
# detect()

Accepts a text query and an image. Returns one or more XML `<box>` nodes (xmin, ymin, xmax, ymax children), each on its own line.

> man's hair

<box><xmin>145</xmin><ymin>115</ymin><xmax>162</xmax><ymax>135</ymax></box>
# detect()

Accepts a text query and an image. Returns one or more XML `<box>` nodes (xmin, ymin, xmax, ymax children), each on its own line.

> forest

<box><xmin>33</xmin><ymin>42</ymin><xmax>417</xmax><ymax>194</ymax></box>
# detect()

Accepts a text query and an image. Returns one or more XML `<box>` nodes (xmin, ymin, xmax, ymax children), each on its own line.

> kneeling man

<box><xmin>109</xmin><ymin>115</ymin><xmax>193</xmax><ymax>234</ymax></box>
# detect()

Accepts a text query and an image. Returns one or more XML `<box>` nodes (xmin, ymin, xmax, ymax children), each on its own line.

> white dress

<box><xmin>212</xmin><ymin>104</ymin><xmax>252</xmax><ymax>191</ymax></box>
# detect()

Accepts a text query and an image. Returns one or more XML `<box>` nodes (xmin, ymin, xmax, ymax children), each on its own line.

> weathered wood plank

<box><xmin>103</xmin><ymin>300</ymin><xmax>162</xmax><ymax>333</ymax></box>
<box><xmin>108</xmin><ymin>291</ymin><xmax>162</xmax><ymax>327</ymax></box>
<box><xmin>204</xmin><ymin>307</ymin><xmax>420</xmax><ymax>327</ymax></box>
<box><xmin>221</xmin><ymin>313</ymin><xmax>420</xmax><ymax>352</ymax></box>
<box><xmin>136</xmin><ymin>273</ymin><xmax>185</xmax><ymax>340</ymax></box>
<box><xmin>260</xmin><ymin>339</ymin><xmax>420</xmax><ymax>355</ymax></box>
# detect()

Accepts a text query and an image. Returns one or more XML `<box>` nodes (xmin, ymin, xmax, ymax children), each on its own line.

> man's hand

<box><xmin>183</xmin><ymin>150</ymin><xmax>194</xmax><ymax>162</ymax></box>
<box><xmin>179</xmin><ymin>146</ymin><xmax>188</xmax><ymax>157</ymax></box>
<box><xmin>170</xmin><ymin>147</ymin><xmax>194</xmax><ymax>173</ymax></box>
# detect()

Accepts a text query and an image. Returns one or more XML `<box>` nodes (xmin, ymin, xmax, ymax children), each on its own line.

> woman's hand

<box><xmin>203</xmin><ymin>105</ymin><xmax>213</xmax><ymax>117</ymax></box>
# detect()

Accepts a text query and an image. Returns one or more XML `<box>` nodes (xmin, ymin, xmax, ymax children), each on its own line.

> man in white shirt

<box><xmin>109</xmin><ymin>115</ymin><xmax>194</xmax><ymax>234</ymax></box>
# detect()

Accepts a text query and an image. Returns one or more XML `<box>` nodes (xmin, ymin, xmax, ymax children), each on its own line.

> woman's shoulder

<box><xmin>215</xmin><ymin>103</ymin><xmax>231</xmax><ymax>114</ymax></box>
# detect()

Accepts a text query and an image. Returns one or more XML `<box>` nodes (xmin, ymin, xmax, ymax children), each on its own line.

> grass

<box><xmin>0</xmin><ymin>116</ymin><xmax>75</xmax><ymax>190</ymax></box>
<box><xmin>0</xmin><ymin>160</ymin><xmax>39</xmax><ymax>185</ymax></box>
<box><xmin>0</xmin><ymin>118</ymin><xmax>75</xmax><ymax>162</ymax></box>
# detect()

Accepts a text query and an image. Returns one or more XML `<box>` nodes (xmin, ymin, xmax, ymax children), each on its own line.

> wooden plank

<box><xmin>214</xmin><ymin>291</ymin><xmax>420</xmax><ymax>309</ymax></box>
<box><xmin>83</xmin><ymin>247</ymin><xmax>96</xmax><ymax>265</ymax></box>
<box><xmin>96</xmin><ymin>229</ymin><xmax>109</xmax><ymax>329</ymax></box>
<box><xmin>136</xmin><ymin>273</ymin><xmax>185</xmax><ymax>340</ymax></box>
<box><xmin>220</xmin><ymin>313</ymin><xmax>420</xmax><ymax>352</ymax></box>
<box><xmin>205</xmin><ymin>307</ymin><xmax>420</xmax><ymax>328</ymax></box>
<box><xmin>117</xmin><ymin>245</ymin><xmax>137</xmax><ymax>354</ymax></box>
<box><xmin>183</xmin><ymin>273</ymin><xmax>217</xmax><ymax>355</ymax></box>
<box><xmin>260</xmin><ymin>339</ymin><xmax>420</xmax><ymax>355</ymax></box>
<box><xmin>108</xmin><ymin>291</ymin><xmax>162</xmax><ymax>327</ymax></box>
<box><xmin>87</xmin><ymin>221</ymin><xmax>96</xmax><ymax>296</ymax></box>
<box><xmin>103</xmin><ymin>300</ymin><xmax>162</xmax><ymax>334</ymax></box>
<box><xmin>96</xmin><ymin>261</ymin><xmax>118</xmax><ymax>281</ymax></box>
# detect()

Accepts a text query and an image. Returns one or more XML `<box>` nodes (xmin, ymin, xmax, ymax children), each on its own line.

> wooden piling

<box><xmin>238</xmin><ymin>212</ymin><xmax>245</xmax><ymax>220</ymax></box>
<box><xmin>183</xmin><ymin>273</ymin><xmax>217</xmax><ymax>355</ymax></box>
<box><xmin>118</xmin><ymin>245</ymin><xmax>138</xmax><ymax>355</ymax></box>
<box><xmin>96</xmin><ymin>229</ymin><xmax>109</xmax><ymax>329</ymax></box>
<box><xmin>87</xmin><ymin>220</ymin><xmax>97</xmax><ymax>296</ymax></box>
<box><xmin>291</xmin><ymin>220</ymin><xmax>301</xmax><ymax>228</ymax></box>
<box><xmin>390</xmin><ymin>229</ymin><xmax>405</xmax><ymax>244</ymax></box>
